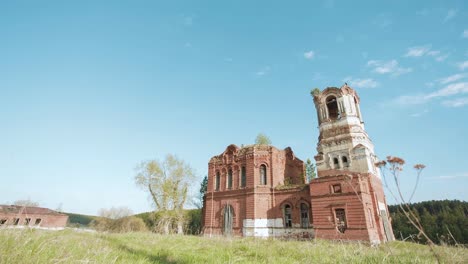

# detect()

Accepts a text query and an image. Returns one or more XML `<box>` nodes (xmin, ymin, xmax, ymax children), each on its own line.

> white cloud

<box><xmin>430</xmin><ymin>172</ymin><xmax>468</xmax><ymax>180</ymax></box>
<box><xmin>458</xmin><ymin>61</ymin><xmax>468</xmax><ymax>71</ymax></box>
<box><xmin>442</xmin><ymin>97</ymin><xmax>468</xmax><ymax>107</ymax></box>
<box><xmin>443</xmin><ymin>9</ymin><xmax>457</xmax><ymax>22</ymax></box>
<box><xmin>405</xmin><ymin>46</ymin><xmax>431</xmax><ymax>57</ymax></box>
<box><xmin>437</xmin><ymin>73</ymin><xmax>467</xmax><ymax>84</ymax></box>
<box><xmin>343</xmin><ymin>77</ymin><xmax>378</xmax><ymax>88</ymax></box>
<box><xmin>462</xmin><ymin>30</ymin><xmax>468</xmax><ymax>38</ymax></box>
<box><xmin>395</xmin><ymin>82</ymin><xmax>468</xmax><ymax>105</ymax></box>
<box><xmin>410</xmin><ymin>109</ymin><xmax>429</xmax><ymax>117</ymax></box>
<box><xmin>304</xmin><ymin>50</ymin><xmax>315</xmax><ymax>59</ymax></box>
<box><xmin>426</xmin><ymin>82</ymin><xmax>468</xmax><ymax>99</ymax></box>
<box><xmin>255</xmin><ymin>66</ymin><xmax>270</xmax><ymax>76</ymax></box>
<box><xmin>435</xmin><ymin>54</ymin><xmax>449</xmax><ymax>62</ymax></box>
<box><xmin>404</xmin><ymin>45</ymin><xmax>447</xmax><ymax>62</ymax></box>
<box><xmin>367</xmin><ymin>60</ymin><xmax>412</xmax><ymax>76</ymax></box>
<box><xmin>395</xmin><ymin>95</ymin><xmax>430</xmax><ymax>105</ymax></box>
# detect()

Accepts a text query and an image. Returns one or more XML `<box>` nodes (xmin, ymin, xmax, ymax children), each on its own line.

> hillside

<box><xmin>64</xmin><ymin>212</ymin><xmax>96</xmax><ymax>227</ymax></box>
<box><xmin>1</xmin><ymin>229</ymin><xmax>467</xmax><ymax>263</ymax></box>
<box><xmin>389</xmin><ymin>200</ymin><xmax>468</xmax><ymax>245</ymax></box>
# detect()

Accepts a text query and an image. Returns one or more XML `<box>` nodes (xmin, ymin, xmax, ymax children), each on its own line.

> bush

<box><xmin>91</xmin><ymin>216</ymin><xmax>148</xmax><ymax>233</ymax></box>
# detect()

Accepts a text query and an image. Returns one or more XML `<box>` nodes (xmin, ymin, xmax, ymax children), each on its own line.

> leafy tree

<box><xmin>199</xmin><ymin>175</ymin><xmax>208</xmax><ymax>207</ymax></box>
<box><xmin>255</xmin><ymin>133</ymin><xmax>271</xmax><ymax>145</ymax></box>
<box><xmin>135</xmin><ymin>154</ymin><xmax>195</xmax><ymax>234</ymax></box>
<box><xmin>192</xmin><ymin>175</ymin><xmax>208</xmax><ymax>209</ymax></box>
<box><xmin>305</xmin><ymin>158</ymin><xmax>316</xmax><ymax>183</ymax></box>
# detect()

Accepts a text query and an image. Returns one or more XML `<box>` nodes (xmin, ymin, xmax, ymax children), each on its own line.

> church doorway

<box><xmin>223</xmin><ymin>205</ymin><xmax>234</xmax><ymax>236</ymax></box>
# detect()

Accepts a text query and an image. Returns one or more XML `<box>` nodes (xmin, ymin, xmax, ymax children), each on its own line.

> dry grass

<box><xmin>0</xmin><ymin>228</ymin><xmax>466</xmax><ymax>263</ymax></box>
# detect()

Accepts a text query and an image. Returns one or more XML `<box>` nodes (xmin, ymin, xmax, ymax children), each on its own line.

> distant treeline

<box><xmin>389</xmin><ymin>200</ymin><xmax>468</xmax><ymax>245</ymax></box>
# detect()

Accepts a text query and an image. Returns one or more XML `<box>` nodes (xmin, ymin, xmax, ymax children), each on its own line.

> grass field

<box><xmin>0</xmin><ymin>229</ymin><xmax>466</xmax><ymax>263</ymax></box>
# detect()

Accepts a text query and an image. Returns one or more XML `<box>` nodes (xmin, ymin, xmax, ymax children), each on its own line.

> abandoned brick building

<box><xmin>0</xmin><ymin>205</ymin><xmax>68</xmax><ymax>229</ymax></box>
<box><xmin>202</xmin><ymin>84</ymin><xmax>395</xmax><ymax>243</ymax></box>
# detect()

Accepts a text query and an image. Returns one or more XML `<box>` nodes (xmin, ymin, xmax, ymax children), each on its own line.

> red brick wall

<box><xmin>0</xmin><ymin>212</ymin><xmax>68</xmax><ymax>228</ymax></box>
<box><xmin>310</xmin><ymin>172</ymin><xmax>392</xmax><ymax>243</ymax></box>
<box><xmin>203</xmin><ymin>144</ymin><xmax>390</xmax><ymax>243</ymax></box>
<box><xmin>203</xmin><ymin>145</ymin><xmax>308</xmax><ymax>235</ymax></box>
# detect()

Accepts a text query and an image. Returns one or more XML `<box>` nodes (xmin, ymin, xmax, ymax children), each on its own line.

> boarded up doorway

<box><xmin>223</xmin><ymin>205</ymin><xmax>234</xmax><ymax>236</ymax></box>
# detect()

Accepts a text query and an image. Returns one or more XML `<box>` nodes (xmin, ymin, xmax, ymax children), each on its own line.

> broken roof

<box><xmin>0</xmin><ymin>205</ymin><xmax>66</xmax><ymax>216</ymax></box>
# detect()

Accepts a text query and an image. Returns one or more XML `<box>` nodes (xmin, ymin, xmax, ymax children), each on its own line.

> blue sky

<box><xmin>1</xmin><ymin>1</ymin><xmax>467</xmax><ymax>215</ymax></box>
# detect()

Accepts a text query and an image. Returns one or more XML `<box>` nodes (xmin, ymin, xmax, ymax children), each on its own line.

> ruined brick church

<box><xmin>202</xmin><ymin>84</ymin><xmax>394</xmax><ymax>243</ymax></box>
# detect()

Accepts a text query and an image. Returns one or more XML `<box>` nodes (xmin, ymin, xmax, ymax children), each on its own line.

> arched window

<box><xmin>227</xmin><ymin>169</ymin><xmax>233</xmax><ymax>189</ymax></box>
<box><xmin>215</xmin><ymin>172</ymin><xmax>220</xmax><ymax>191</ymax></box>
<box><xmin>342</xmin><ymin>156</ymin><xmax>349</xmax><ymax>167</ymax></box>
<box><xmin>284</xmin><ymin>204</ymin><xmax>292</xmax><ymax>228</ymax></box>
<box><xmin>300</xmin><ymin>203</ymin><xmax>309</xmax><ymax>228</ymax></box>
<box><xmin>260</xmin><ymin>165</ymin><xmax>267</xmax><ymax>185</ymax></box>
<box><xmin>333</xmin><ymin>157</ymin><xmax>339</xmax><ymax>169</ymax></box>
<box><xmin>326</xmin><ymin>96</ymin><xmax>339</xmax><ymax>120</ymax></box>
<box><xmin>241</xmin><ymin>166</ymin><xmax>246</xmax><ymax>187</ymax></box>
<box><xmin>335</xmin><ymin>209</ymin><xmax>347</xmax><ymax>233</ymax></box>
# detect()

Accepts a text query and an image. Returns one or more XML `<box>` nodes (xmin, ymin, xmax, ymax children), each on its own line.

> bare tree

<box><xmin>13</xmin><ymin>199</ymin><xmax>39</xmax><ymax>207</ymax></box>
<box><xmin>375</xmin><ymin>156</ymin><xmax>441</xmax><ymax>263</ymax></box>
<box><xmin>98</xmin><ymin>206</ymin><xmax>133</xmax><ymax>220</ymax></box>
<box><xmin>135</xmin><ymin>154</ymin><xmax>195</xmax><ymax>234</ymax></box>
<box><xmin>93</xmin><ymin>206</ymin><xmax>147</xmax><ymax>233</ymax></box>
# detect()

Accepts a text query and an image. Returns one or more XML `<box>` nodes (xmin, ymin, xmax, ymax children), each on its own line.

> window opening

<box><xmin>332</xmin><ymin>184</ymin><xmax>342</xmax><ymax>193</ymax></box>
<box><xmin>215</xmin><ymin>172</ymin><xmax>220</xmax><ymax>191</ymax></box>
<box><xmin>326</xmin><ymin>96</ymin><xmax>339</xmax><ymax>120</ymax></box>
<box><xmin>25</xmin><ymin>218</ymin><xmax>31</xmax><ymax>225</ymax></box>
<box><xmin>342</xmin><ymin>156</ymin><xmax>349</xmax><ymax>167</ymax></box>
<box><xmin>13</xmin><ymin>218</ymin><xmax>20</xmax><ymax>225</ymax></box>
<box><xmin>241</xmin><ymin>166</ymin><xmax>246</xmax><ymax>187</ymax></box>
<box><xmin>300</xmin><ymin>203</ymin><xmax>309</xmax><ymax>228</ymax></box>
<box><xmin>227</xmin><ymin>169</ymin><xmax>233</xmax><ymax>189</ymax></box>
<box><xmin>260</xmin><ymin>165</ymin><xmax>267</xmax><ymax>185</ymax></box>
<box><xmin>284</xmin><ymin>204</ymin><xmax>292</xmax><ymax>228</ymax></box>
<box><xmin>35</xmin><ymin>219</ymin><xmax>42</xmax><ymax>225</ymax></box>
<box><xmin>335</xmin><ymin>209</ymin><xmax>347</xmax><ymax>233</ymax></box>
<box><xmin>333</xmin><ymin>157</ymin><xmax>339</xmax><ymax>169</ymax></box>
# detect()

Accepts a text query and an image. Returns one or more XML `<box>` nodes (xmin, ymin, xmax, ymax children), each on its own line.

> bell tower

<box><xmin>309</xmin><ymin>84</ymin><xmax>394</xmax><ymax>244</ymax></box>
<box><xmin>312</xmin><ymin>84</ymin><xmax>380</xmax><ymax>177</ymax></box>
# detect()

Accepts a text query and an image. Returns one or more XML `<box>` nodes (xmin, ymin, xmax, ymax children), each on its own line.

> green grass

<box><xmin>0</xmin><ymin>229</ymin><xmax>466</xmax><ymax>263</ymax></box>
